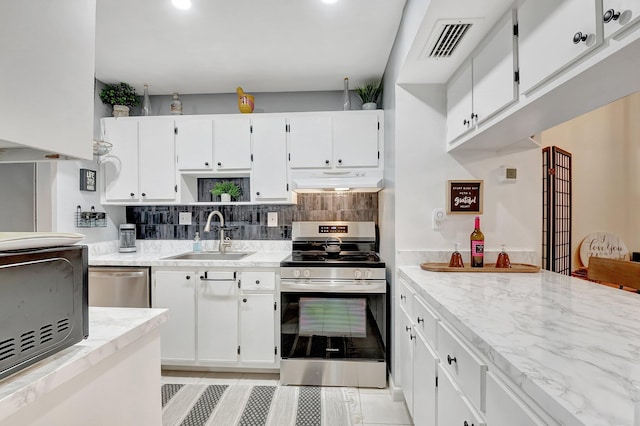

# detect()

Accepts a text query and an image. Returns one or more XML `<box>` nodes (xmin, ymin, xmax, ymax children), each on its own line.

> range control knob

<box><xmin>303</xmin><ymin>269</ymin><xmax>311</xmax><ymax>278</ymax></box>
<box><xmin>365</xmin><ymin>270</ymin><xmax>373</xmax><ymax>279</ymax></box>
<box><xmin>293</xmin><ymin>269</ymin><xmax>301</xmax><ymax>278</ymax></box>
<box><xmin>354</xmin><ymin>269</ymin><xmax>363</xmax><ymax>279</ymax></box>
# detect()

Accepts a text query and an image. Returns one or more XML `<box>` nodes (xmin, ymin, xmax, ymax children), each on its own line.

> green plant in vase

<box><xmin>210</xmin><ymin>181</ymin><xmax>242</xmax><ymax>202</ymax></box>
<box><xmin>355</xmin><ymin>81</ymin><xmax>382</xmax><ymax>110</ymax></box>
<box><xmin>99</xmin><ymin>82</ymin><xmax>139</xmax><ymax>117</ymax></box>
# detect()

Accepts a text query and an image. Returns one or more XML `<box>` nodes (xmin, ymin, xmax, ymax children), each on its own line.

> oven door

<box><xmin>280</xmin><ymin>279</ymin><xmax>386</xmax><ymax>362</ymax></box>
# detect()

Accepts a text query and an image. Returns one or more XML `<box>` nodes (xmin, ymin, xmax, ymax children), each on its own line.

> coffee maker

<box><xmin>119</xmin><ymin>224</ymin><xmax>136</xmax><ymax>253</ymax></box>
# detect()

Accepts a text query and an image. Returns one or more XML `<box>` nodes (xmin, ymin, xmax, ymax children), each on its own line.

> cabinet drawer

<box><xmin>413</xmin><ymin>295</ymin><xmax>438</xmax><ymax>348</ymax></box>
<box><xmin>437</xmin><ymin>322</ymin><xmax>487</xmax><ymax>412</ymax></box>
<box><xmin>397</xmin><ymin>278</ymin><xmax>415</xmax><ymax>318</ymax></box>
<box><xmin>438</xmin><ymin>365</ymin><xmax>486</xmax><ymax>426</ymax></box>
<box><xmin>486</xmin><ymin>372</ymin><xmax>547</xmax><ymax>426</ymax></box>
<box><xmin>240</xmin><ymin>271</ymin><xmax>275</xmax><ymax>290</ymax></box>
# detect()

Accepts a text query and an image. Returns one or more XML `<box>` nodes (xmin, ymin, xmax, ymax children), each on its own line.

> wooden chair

<box><xmin>587</xmin><ymin>257</ymin><xmax>640</xmax><ymax>293</ymax></box>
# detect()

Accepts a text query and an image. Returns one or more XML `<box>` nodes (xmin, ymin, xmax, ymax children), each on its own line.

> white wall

<box><xmin>48</xmin><ymin>160</ymin><xmax>125</xmax><ymax>243</ymax></box>
<box><xmin>541</xmin><ymin>91</ymin><xmax>640</xmax><ymax>268</ymax></box>
<box><xmin>383</xmin><ymin>0</ymin><xmax>541</xmax><ymax>386</ymax></box>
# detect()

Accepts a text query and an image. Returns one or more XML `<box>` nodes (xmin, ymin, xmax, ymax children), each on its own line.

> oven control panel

<box><xmin>318</xmin><ymin>225</ymin><xmax>348</xmax><ymax>234</ymax></box>
<box><xmin>283</xmin><ymin>267</ymin><xmax>385</xmax><ymax>280</ymax></box>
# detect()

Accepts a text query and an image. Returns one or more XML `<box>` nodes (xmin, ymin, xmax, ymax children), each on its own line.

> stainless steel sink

<box><xmin>164</xmin><ymin>251</ymin><xmax>255</xmax><ymax>261</ymax></box>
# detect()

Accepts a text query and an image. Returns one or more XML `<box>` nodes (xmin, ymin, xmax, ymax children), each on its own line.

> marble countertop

<box><xmin>399</xmin><ymin>266</ymin><xmax>640</xmax><ymax>426</ymax></box>
<box><xmin>0</xmin><ymin>307</ymin><xmax>167</xmax><ymax>422</ymax></box>
<box><xmin>88</xmin><ymin>240</ymin><xmax>291</xmax><ymax>268</ymax></box>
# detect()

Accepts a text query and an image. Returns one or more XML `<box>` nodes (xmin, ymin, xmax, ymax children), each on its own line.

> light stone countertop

<box><xmin>399</xmin><ymin>265</ymin><xmax>640</xmax><ymax>426</ymax></box>
<box><xmin>88</xmin><ymin>240</ymin><xmax>291</xmax><ymax>268</ymax></box>
<box><xmin>0</xmin><ymin>307</ymin><xmax>168</xmax><ymax>422</ymax></box>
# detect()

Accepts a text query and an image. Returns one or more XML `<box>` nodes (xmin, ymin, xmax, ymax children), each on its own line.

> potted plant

<box><xmin>355</xmin><ymin>81</ymin><xmax>382</xmax><ymax>110</ymax></box>
<box><xmin>99</xmin><ymin>82</ymin><xmax>139</xmax><ymax>117</ymax></box>
<box><xmin>210</xmin><ymin>181</ymin><xmax>241</xmax><ymax>203</ymax></box>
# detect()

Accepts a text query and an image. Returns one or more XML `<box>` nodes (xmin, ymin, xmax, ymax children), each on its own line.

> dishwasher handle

<box><xmin>90</xmin><ymin>271</ymin><xmax>146</xmax><ymax>279</ymax></box>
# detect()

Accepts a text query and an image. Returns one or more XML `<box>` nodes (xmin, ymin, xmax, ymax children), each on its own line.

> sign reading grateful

<box><xmin>579</xmin><ymin>232</ymin><xmax>629</xmax><ymax>266</ymax></box>
<box><xmin>447</xmin><ymin>180</ymin><xmax>483</xmax><ymax>214</ymax></box>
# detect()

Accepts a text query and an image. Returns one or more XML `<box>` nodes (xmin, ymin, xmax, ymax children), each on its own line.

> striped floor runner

<box><xmin>161</xmin><ymin>383</ymin><xmax>361</xmax><ymax>426</ymax></box>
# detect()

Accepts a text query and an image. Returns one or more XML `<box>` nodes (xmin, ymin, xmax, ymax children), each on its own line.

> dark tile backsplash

<box><xmin>126</xmin><ymin>192</ymin><xmax>378</xmax><ymax>240</ymax></box>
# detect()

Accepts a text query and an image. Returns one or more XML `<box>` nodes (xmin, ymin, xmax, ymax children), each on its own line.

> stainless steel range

<box><xmin>280</xmin><ymin>221</ymin><xmax>387</xmax><ymax>388</ymax></box>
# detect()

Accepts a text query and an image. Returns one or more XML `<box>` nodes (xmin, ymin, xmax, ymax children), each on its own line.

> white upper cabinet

<box><xmin>287</xmin><ymin>116</ymin><xmax>333</xmax><ymax>169</ymax></box>
<box><xmin>213</xmin><ymin>117</ymin><xmax>252</xmax><ymax>170</ymax></box>
<box><xmin>472</xmin><ymin>10</ymin><xmax>517</xmax><ymax>126</ymax></box>
<box><xmin>0</xmin><ymin>0</ymin><xmax>95</xmax><ymax>160</ymax></box>
<box><xmin>176</xmin><ymin>117</ymin><xmax>251</xmax><ymax>171</ymax></box>
<box><xmin>332</xmin><ymin>111</ymin><xmax>380</xmax><ymax>168</ymax></box>
<box><xmin>288</xmin><ymin>111</ymin><xmax>382</xmax><ymax>170</ymax></box>
<box><xmin>102</xmin><ymin>117</ymin><xmax>176</xmax><ymax>203</ymax></box>
<box><xmin>602</xmin><ymin>0</ymin><xmax>640</xmax><ymax>39</ymax></box>
<box><xmin>138</xmin><ymin>119</ymin><xmax>177</xmax><ymax>201</ymax></box>
<box><xmin>518</xmin><ymin>0</ymin><xmax>601</xmax><ymax>95</ymax></box>
<box><xmin>446</xmin><ymin>61</ymin><xmax>474</xmax><ymax>142</ymax></box>
<box><xmin>447</xmin><ymin>10</ymin><xmax>517</xmax><ymax>143</ymax></box>
<box><xmin>176</xmin><ymin>119</ymin><xmax>213</xmax><ymax>171</ymax></box>
<box><xmin>251</xmin><ymin>116</ymin><xmax>290</xmax><ymax>201</ymax></box>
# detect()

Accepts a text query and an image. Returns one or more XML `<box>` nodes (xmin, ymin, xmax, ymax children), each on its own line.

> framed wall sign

<box><xmin>79</xmin><ymin>168</ymin><xmax>96</xmax><ymax>192</ymax></box>
<box><xmin>447</xmin><ymin>180</ymin><xmax>483</xmax><ymax>214</ymax></box>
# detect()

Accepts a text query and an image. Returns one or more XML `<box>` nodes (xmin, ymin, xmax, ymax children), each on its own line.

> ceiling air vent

<box><xmin>421</xmin><ymin>19</ymin><xmax>478</xmax><ymax>59</ymax></box>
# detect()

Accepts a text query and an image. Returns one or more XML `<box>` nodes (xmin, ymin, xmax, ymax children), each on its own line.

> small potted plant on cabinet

<box><xmin>355</xmin><ymin>81</ymin><xmax>382</xmax><ymax>110</ymax></box>
<box><xmin>99</xmin><ymin>82</ymin><xmax>139</xmax><ymax>117</ymax></box>
<box><xmin>210</xmin><ymin>181</ymin><xmax>242</xmax><ymax>203</ymax></box>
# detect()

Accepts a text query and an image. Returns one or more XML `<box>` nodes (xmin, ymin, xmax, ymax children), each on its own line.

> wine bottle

<box><xmin>470</xmin><ymin>216</ymin><xmax>484</xmax><ymax>267</ymax></box>
<box><xmin>141</xmin><ymin>84</ymin><xmax>151</xmax><ymax>116</ymax></box>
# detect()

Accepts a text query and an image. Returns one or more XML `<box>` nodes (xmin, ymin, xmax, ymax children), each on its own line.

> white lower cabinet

<box><xmin>398</xmin><ymin>276</ymin><xmax>555</xmax><ymax>426</ymax></box>
<box><xmin>239</xmin><ymin>293</ymin><xmax>276</xmax><ymax>364</ymax></box>
<box><xmin>153</xmin><ymin>270</ymin><xmax>196</xmax><ymax>363</ymax></box>
<box><xmin>152</xmin><ymin>268</ymin><xmax>278</xmax><ymax>369</ymax></box>
<box><xmin>486</xmin><ymin>372</ymin><xmax>546</xmax><ymax>426</ymax></box>
<box><xmin>197</xmin><ymin>271</ymin><xmax>238</xmax><ymax>364</ymax></box>
<box><xmin>438</xmin><ymin>365</ymin><xmax>486</xmax><ymax>426</ymax></box>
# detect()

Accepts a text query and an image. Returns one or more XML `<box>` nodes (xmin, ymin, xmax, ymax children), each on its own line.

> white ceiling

<box><xmin>95</xmin><ymin>0</ymin><xmax>407</xmax><ymax>95</ymax></box>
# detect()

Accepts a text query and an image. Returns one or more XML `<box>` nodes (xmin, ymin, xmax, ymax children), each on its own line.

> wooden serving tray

<box><xmin>419</xmin><ymin>262</ymin><xmax>540</xmax><ymax>273</ymax></box>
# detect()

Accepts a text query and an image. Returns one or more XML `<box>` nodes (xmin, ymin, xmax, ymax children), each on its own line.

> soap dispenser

<box><xmin>193</xmin><ymin>232</ymin><xmax>202</xmax><ymax>252</ymax></box>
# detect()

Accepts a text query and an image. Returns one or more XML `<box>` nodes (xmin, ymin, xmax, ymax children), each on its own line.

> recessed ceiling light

<box><xmin>322</xmin><ymin>0</ymin><xmax>338</xmax><ymax>4</ymax></box>
<box><xmin>172</xmin><ymin>0</ymin><xmax>191</xmax><ymax>10</ymax></box>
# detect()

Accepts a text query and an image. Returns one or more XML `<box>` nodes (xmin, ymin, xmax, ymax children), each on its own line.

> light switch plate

<box><xmin>267</xmin><ymin>212</ymin><xmax>278</xmax><ymax>227</ymax></box>
<box><xmin>179</xmin><ymin>212</ymin><xmax>192</xmax><ymax>225</ymax></box>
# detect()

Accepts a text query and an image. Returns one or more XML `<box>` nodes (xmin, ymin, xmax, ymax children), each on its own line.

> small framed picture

<box><xmin>80</xmin><ymin>168</ymin><xmax>96</xmax><ymax>192</ymax></box>
<box><xmin>447</xmin><ymin>180</ymin><xmax>483</xmax><ymax>214</ymax></box>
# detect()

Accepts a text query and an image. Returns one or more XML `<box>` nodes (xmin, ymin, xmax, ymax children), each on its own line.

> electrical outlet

<box><xmin>179</xmin><ymin>212</ymin><xmax>192</xmax><ymax>225</ymax></box>
<box><xmin>267</xmin><ymin>212</ymin><xmax>278</xmax><ymax>227</ymax></box>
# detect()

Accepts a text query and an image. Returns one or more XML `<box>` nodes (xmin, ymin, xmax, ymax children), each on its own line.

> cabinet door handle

<box><xmin>410</xmin><ymin>334</ymin><xmax>416</xmax><ymax>341</ymax></box>
<box><xmin>217</xmin><ymin>162</ymin><xmax>222</xmax><ymax>166</ymax></box>
<box><xmin>573</xmin><ymin>31</ymin><xmax>588</xmax><ymax>44</ymax></box>
<box><xmin>337</xmin><ymin>159</ymin><xmax>343</xmax><ymax>165</ymax></box>
<box><xmin>405</xmin><ymin>326</ymin><xmax>411</xmax><ymax>332</ymax></box>
<box><xmin>141</xmin><ymin>192</ymin><xmax>146</xmax><ymax>197</ymax></box>
<box><xmin>417</xmin><ymin>317</ymin><xmax>424</xmax><ymax>324</ymax></box>
<box><xmin>256</xmin><ymin>191</ymin><xmax>260</xmax><ymax>196</ymax></box>
<box><xmin>603</xmin><ymin>9</ymin><xmax>620</xmax><ymax>23</ymax></box>
<box><xmin>463</xmin><ymin>119</ymin><xmax>469</xmax><ymax>126</ymax></box>
<box><xmin>186</xmin><ymin>275</ymin><xmax>191</xmax><ymax>280</ymax></box>
<box><xmin>130</xmin><ymin>192</ymin><xmax>135</xmax><ymax>197</ymax></box>
<box><xmin>242</xmin><ymin>298</ymin><xmax>247</xmax><ymax>303</ymax></box>
<box><xmin>464</xmin><ymin>422</ymin><xmax>475</xmax><ymax>426</ymax></box>
<box><xmin>325</xmin><ymin>160</ymin><xmax>330</xmax><ymax>165</ymax></box>
<box><xmin>447</xmin><ymin>354</ymin><xmax>457</xmax><ymax>365</ymax></box>
<box><xmin>470</xmin><ymin>112</ymin><xmax>477</xmax><ymax>120</ymax></box>
<box><xmin>204</xmin><ymin>162</ymin><xmax>209</xmax><ymax>166</ymax></box>
<box><xmin>400</xmin><ymin>294</ymin><xmax>406</xmax><ymax>301</ymax></box>
<box><xmin>255</xmin><ymin>280</ymin><xmax>260</xmax><ymax>284</ymax></box>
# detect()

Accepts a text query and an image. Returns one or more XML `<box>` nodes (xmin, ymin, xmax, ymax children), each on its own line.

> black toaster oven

<box><xmin>0</xmin><ymin>245</ymin><xmax>88</xmax><ymax>380</ymax></box>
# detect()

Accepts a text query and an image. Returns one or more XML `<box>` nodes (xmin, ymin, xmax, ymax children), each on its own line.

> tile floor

<box><xmin>161</xmin><ymin>370</ymin><xmax>413</xmax><ymax>425</ymax></box>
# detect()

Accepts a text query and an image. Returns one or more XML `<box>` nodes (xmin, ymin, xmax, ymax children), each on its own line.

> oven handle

<box><xmin>281</xmin><ymin>280</ymin><xmax>386</xmax><ymax>293</ymax></box>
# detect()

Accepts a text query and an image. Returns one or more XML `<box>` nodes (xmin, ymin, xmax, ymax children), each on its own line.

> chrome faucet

<box><xmin>203</xmin><ymin>210</ymin><xmax>232</xmax><ymax>253</ymax></box>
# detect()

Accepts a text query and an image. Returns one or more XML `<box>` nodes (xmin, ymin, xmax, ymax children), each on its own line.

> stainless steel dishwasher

<box><xmin>88</xmin><ymin>266</ymin><xmax>150</xmax><ymax>308</ymax></box>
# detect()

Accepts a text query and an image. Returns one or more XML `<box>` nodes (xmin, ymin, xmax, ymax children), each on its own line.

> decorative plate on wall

<box><xmin>579</xmin><ymin>232</ymin><xmax>629</xmax><ymax>266</ymax></box>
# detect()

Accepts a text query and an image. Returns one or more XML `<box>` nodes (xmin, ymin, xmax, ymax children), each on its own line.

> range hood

<box><xmin>291</xmin><ymin>170</ymin><xmax>384</xmax><ymax>193</ymax></box>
